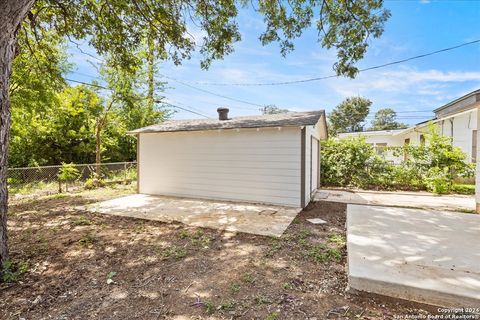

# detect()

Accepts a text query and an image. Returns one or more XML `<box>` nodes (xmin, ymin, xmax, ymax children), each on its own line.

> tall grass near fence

<box><xmin>8</xmin><ymin>162</ymin><xmax>136</xmax><ymax>195</ymax></box>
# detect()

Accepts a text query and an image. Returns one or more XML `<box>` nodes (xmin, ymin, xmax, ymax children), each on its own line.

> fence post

<box><xmin>124</xmin><ymin>162</ymin><xmax>127</xmax><ymax>184</ymax></box>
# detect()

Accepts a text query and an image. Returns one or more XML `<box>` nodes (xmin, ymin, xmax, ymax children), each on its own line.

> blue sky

<box><xmin>68</xmin><ymin>0</ymin><xmax>480</xmax><ymax>125</ymax></box>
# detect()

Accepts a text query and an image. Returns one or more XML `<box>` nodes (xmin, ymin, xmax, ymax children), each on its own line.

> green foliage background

<box><xmin>321</xmin><ymin>127</ymin><xmax>473</xmax><ymax>194</ymax></box>
<box><xmin>9</xmin><ymin>30</ymin><xmax>170</xmax><ymax>167</ymax></box>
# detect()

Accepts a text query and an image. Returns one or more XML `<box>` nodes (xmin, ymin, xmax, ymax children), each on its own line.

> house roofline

<box><xmin>433</xmin><ymin>89</ymin><xmax>480</xmax><ymax>114</ymax></box>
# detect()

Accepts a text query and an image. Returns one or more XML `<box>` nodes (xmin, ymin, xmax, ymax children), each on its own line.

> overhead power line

<box><xmin>175</xmin><ymin>39</ymin><xmax>480</xmax><ymax>86</ymax></box>
<box><xmin>159</xmin><ymin>74</ymin><xmax>261</xmax><ymax>109</ymax></box>
<box><xmin>162</xmin><ymin>102</ymin><xmax>211</xmax><ymax>119</ymax></box>
<box><xmin>65</xmin><ymin>77</ymin><xmax>108</xmax><ymax>89</ymax></box>
<box><xmin>65</xmin><ymin>78</ymin><xmax>211</xmax><ymax>118</ymax></box>
<box><xmin>69</xmin><ymin>71</ymin><xmax>262</xmax><ymax>111</ymax></box>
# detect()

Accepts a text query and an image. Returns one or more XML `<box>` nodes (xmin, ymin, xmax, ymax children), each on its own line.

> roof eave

<box><xmin>433</xmin><ymin>89</ymin><xmax>480</xmax><ymax>113</ymax></box>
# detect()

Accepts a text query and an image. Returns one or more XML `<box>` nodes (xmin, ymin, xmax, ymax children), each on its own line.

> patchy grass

<box><xmin>190</xmin><ymin>230</ymin><xmax>211</xmax><ymax>247</ymax></box>
<box><xmin>230</xmin><ymin>282</ymin><xmax>241</xmax><ymax>293</ymax></box>
<box><xmin>328</xmin><ymin>232</ymin><xmax>346</xmax><ymax>247</ymax></box>
<box><xmin>72</xmin><ymin>216</ymin><xmax>92</xmax><ymax>226</ymax></box>
<box><xmin>160</xmin><ymin>246</ymin><xmax>187</xmax><ymax>259</ymax></box>
<box><xmin>0</xmin><ymin>188</ymin><xmax>435</xmax><ymax>319</ymax></box>
<box><xmin>78</xmin><ymin>233</ymin><xmax>97</xmax><ymax>248</ymax></box>
<box><xmin>242</xmin><ymin>272</ymin><xmax>255</xmax><ymax>284</ymax></box>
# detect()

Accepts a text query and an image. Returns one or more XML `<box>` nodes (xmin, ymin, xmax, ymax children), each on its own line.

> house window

<box><xmin>375</xmin><ymin>143</ymin><xmax>387</xmax><ymax>155</ymax></box>
<box><xmin>473</xmin><ymin>130</ymin><xmax>477</xmax><ymax>163</ymax></box>
<box><xmin>420</xmin><ymin>134</ymin><xmax>425</xmax><ymax>146</ymax></box>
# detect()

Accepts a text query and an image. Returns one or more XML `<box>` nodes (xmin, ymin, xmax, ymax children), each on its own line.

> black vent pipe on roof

<box><xmin>217</xmin><ymin>107</ymin><xmax>230</xmax><ymax>120</ymax></box>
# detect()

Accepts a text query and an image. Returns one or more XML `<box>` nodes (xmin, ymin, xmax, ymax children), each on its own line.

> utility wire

<box><xmin>69</xmin><ymin>71</ymin><xmax>262</xmax><ymax>111</ymax></box>
<box><xmin>163</xmin><ymin>103</ymin><xmax>211</xmax><ymax>119</ymax></box>
<box><xmin>65</xmin><ymin>78</ymin><xmax>211</xmax><ymax>118</ymax></box>
<box><xmin>159</xmin><ymin>74</ymin><xmax>262</xmax><ymax>109</ymax></box>
<box><xmin>65</xmin><ymin>77</ymin><xmax>108</xmax><ymax>89</ymax></box>
<box><xmin>176</xmin><ymin>39</ymin><xmax>480</xmax><ymax>86</ymax></box>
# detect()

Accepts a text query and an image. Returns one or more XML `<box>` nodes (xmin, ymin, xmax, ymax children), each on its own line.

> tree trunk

<box><xmin>0</xmin><ymin>0</ymin><xmax>35</xmax><ymax>267</ymax></box>
<box><xmin>146</xmin><ymin>30</ymin><xmax>155</xmax><ymax>114</ymax></box>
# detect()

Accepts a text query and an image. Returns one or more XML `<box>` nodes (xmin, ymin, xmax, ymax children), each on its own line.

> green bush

<box><xmin>58</xmin><ymin>162</ymin><xmax>80</xmax><ymax>192</ymax></box>
<box><xmin>425</xmin><ymin>167</ymin><xmax>451</xmax><ymax>194</ymax></box>
<box><xmin>321</xmin><ymin>137</ymin><xmax>390</xmax><ymax>188</ymax></box>
<box><xmin>84</xmin><ymin>176</ymin><xmax>105</xmax><ymax>190</ymax></box>
<box><xmin>321</xmin><ymin>124</ymin><xmax>470</xmax><ymax>192</ymax></box>
<box><xmin>58</xmin><ymin>162</ymin><xmax>80</xmax><ymax>183</ymax></box>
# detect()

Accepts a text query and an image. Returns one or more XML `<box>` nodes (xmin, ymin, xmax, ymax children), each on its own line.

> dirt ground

<box><xmin>1</xmin><ymin>185</ymin><xmax>437</xmax><ymax>319</ymax></box>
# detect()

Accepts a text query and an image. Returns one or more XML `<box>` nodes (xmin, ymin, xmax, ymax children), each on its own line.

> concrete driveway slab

<box><xmin>347</xmin><ymin>204</ymin><xmax>480</xmax><ymax>307</ymax></box>
<box><xmin>86</xmin><ymin>194</ymin><xmax>301</xmax><ymax>237</ymax></box>
<box><xmin>317</xmin><ymin>189</ymin><xmax>474</xmax><ymax>212</ymax></box>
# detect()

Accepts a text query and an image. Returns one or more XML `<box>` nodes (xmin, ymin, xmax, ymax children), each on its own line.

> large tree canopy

<box><xmin>329</xmin><ymin>96</ymin><xmax>372</xmax><ymax>134</ymax></box>
<box><xmin>26</xmin><ymin>0</ymin><xmax>390</xmax><ymax>75</ymax></box>
<box><xmin>370</xmin><ymin>108</ymin><xmax>407</xmax><ymax>131</ymax></box>
<box><xmin>0</xmin><ymin>0</ymin><xmax>390</xmax><ymax>267</ymax></box>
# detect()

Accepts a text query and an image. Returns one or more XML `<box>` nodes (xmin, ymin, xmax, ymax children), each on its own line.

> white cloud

<box><xmin>327</xmin><ymin>67</ymin><xmax>480</xmax><ymax>98</ymax></box>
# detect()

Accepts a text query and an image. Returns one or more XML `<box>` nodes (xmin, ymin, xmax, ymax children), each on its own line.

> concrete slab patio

<box><xmin>316</xmin><ymin>189</ymin><xmax>474</xmax><ymax>212</ymax></box>
<box><xmin>86</xmin><ymin>194</ymin><xmax>302</xmax><ymax>237</ymax></box>
<box><xmin>347</xmin><ymin>204</ymin><xmax>480</xmax><ymax>307</ymax></box>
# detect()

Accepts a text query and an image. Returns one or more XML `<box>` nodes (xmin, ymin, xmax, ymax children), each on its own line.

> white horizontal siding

<box><xmin>139</xmin><ymin>127</ymin><xmax>301</xmax><ymax>206</ymax></box>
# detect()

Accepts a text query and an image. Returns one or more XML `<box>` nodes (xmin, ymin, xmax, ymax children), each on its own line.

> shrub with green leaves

<box><xmin>321</xmin><ymin>124</ymin><xmax>470</xmax><ymax>193</ymax></box>
<box><xmin>425</xmin><ymin>167</ymin><xmax>451</xmax><ymax>194</ymax></box>
<box><xmin>58</xmin><ymin>162</ymin><xmax>80</xmax><ymax>183</ymax></box>
<box><xmin>321</xmin><ymin>137</ymin><xmax>390</xmax><ymax>188</ymax></box>
<box><xmin>58</xmin><ymin>162</ymin><xmax>80</xmax><ymax>192</ymax></box>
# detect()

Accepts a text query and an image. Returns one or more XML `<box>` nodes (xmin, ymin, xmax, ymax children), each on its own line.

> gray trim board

<box><xmin>300</xmin><ymin>127</ymin><xmax>306</xmax><ymax>208</ymax></box>
<box><xmin>310</xmin><ymin>136</ymin><xmax>312</xmax><ymax>195</ymax></box>
<box><xmin>136</xmin><ymin>134</ymin><xmax>140</xmax><ymax>193</ymax></box>
<box><xmin>317</xmin><ymin>139</ymin><xmax>321</xmax><ymax>189</ymax></box>
<box><xmin>310</xmin><ymin>136</ymin><xmax>320</xmax><ymax>194</ymax></box>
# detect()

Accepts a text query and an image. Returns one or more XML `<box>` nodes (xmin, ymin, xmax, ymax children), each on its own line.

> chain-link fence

<box><xmin>8</xmin><ymin>162</ymin><xmax>137</xmax><ymax>195</ymax></box>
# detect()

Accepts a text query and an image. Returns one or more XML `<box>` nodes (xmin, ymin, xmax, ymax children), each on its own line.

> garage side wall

<box><xmin>138</xmin><ymin>127</ymin><xmax>302</xmax><ymax>207</ymax></box>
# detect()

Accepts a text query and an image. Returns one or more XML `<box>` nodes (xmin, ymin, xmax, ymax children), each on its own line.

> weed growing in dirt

<box><xmin>161</xmin><ymin>246</ymin><xmax>187</xmax><ymax>259</ymax></box>
<box><xmin>1</xmin><ymin>259</ymin><xmax>29</xmax><ymax>283</ymax></box>
<box><xmin>296</xmin><ymin>229</ymin><xmax>313</xmax><ymax>248</ymax></box>
<box><xmin>204</xmin><ymin>302</ymin><xmax>216</xmax><ymax>314</ymax></box>
<box><xmin>106</xmin><ymin>271</ymin><xmax>117</xmax><ymax>284</ymax></box>
<box><xmin>282</xmin><ymin>282</ymin><xmax>293</xmax><ymax>290</ymax></box>
<box><xmin>265</xmin><ymin>312</ymin><xmax>279</xmax><ymax>320</ymax></box>
<box><xmin>230</xmin><ymin>282</ymin><xmax>241</xmax><ymax>293</ymax></box>
<box><xmin>179</xmin><ymin>229</ymin><xmax>189</xmax><ymax>239</ymax></box>
<box><xmin>297</xmin><ymin>229</ymin><xmax>312</xmax><ymax>239</ymax></box>
<box><xmin>220</xmin><ymin>300</ymin><xmax>235</xmax><ymax>311</ymax></box>
<box><xmin>304</xmin><ymin>245</ymin><xmax>342</xmax><ymax>263</ymax></box>
<box><xmin>266</xmin><ymin>239</ymin><xmax>282</xmax><ymax>257</ymax></box>
<box><xmin>328</xmin><ymin>233</ymin><xmax>346</xmax><ymax>246</ymax></box>
<box><xmin>190</xmin><ymin>230</ymin><xmax>211</xmax><ymax>247</ymax></box>
<box><xmin>72</xmin><ymin>216</ymin><xmax>92</xmax><ymax>226</ymax></box>
<box><xmin>242</xmin><ymin>272</ymin><xmax>255</xmax><ymax>284</ymax></box>
<box><xmin>78</xmin><ymin>233</ymin><xmax>97</xmax><ymax>247</ymax></box>
<box><xmin>254</xmin><ymin>294</ymin><xmax>271</xmax><ymax>305</ymax></box>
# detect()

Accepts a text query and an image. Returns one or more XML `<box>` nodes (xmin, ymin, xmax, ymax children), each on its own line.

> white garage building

<box><xmin>129</xmin><ymin>109</ymin><xmax>328</xmax><ymax>208</ymax></box>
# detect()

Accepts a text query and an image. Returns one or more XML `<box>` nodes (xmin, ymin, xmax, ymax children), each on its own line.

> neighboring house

<box><xmin>338</xmin><ymin>89</ymin><xmax>480</xmax><ymax>163</ymax></box>
<box><xmin>128</xmin><ymin>109</ymin><xmax>328</xmax><ymax>208</ymax></box>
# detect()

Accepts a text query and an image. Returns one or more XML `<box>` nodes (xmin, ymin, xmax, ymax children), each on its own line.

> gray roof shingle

<box><xmin>128</xmin><ymin>110</ymin><xmax>325</xmax><ymax>134</ymax></box>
